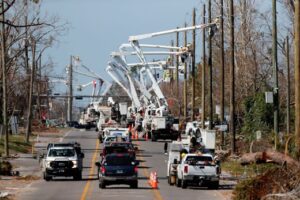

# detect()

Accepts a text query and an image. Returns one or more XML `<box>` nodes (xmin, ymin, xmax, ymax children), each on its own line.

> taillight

<box><xmin>100</xmin><ymin>166</ymin><xmax>106</xmax><ymax>174</ymax></box>
<box><xmin>134</xmin><ymin>166</ymin><xmax>138</xmax><ymax>173</ymax></box>
<box><xmin>184</xmin><ymin>165</ymin><xmax>188</xmax><ymax>173</ymax></box>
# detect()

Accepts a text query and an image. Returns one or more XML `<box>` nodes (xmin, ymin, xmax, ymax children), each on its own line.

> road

<box><xmin>19</xmin><ymin>129</ymin><xmax>231</xmax><ymax>200</ymax></box>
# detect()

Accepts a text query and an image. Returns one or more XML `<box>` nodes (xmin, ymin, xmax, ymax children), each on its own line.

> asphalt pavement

<box><xmin>18</xmin><ymin>129</ymin><xmax>231</xmax><ymax>200</ymax></box>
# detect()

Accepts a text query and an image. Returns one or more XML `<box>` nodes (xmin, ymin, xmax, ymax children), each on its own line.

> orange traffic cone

<box><xmin>152</xmin><ymin>171</ymin><xmax>158</xmax><ymax>189</ymax></box>
<box><xmin>148</xmin><ymin>172</ymin><xmax>153</xmax><ymax>186</ymax></box>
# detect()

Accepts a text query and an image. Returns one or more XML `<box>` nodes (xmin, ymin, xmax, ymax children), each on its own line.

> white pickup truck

<box><xmin>176</xmin><ymin>153</ymin><xmax>220</xmax><ymax>189</ymax></box>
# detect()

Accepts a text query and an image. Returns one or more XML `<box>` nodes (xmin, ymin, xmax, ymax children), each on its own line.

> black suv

<box><xmin>95</xmin><ymin>153</ymin><xmax>139</xmax><ymax>189</ymax></box>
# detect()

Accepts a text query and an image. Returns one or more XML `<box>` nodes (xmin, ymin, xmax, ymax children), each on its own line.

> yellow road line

<box><xmin>80</xmin><ymin>139</ymin><xmax>99</xmax><ymax>200</ymax></box>
<box><xmin>137</xmin><ymin>141</ymin><xmax>164</xmax><ymax>200</ymax></box>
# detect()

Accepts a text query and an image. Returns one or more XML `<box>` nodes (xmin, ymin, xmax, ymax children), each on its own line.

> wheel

<box><xmin>208</xmin><ymin>181</ymin><xmax>219</xmax><ymax>189</ymax></box>
<box><xmin>176</xmin><ymin>177</ymin><xmax>181</xmax><ymax>187</ymax></box>
<box><xmin>73</xmin><ymin>171</ymin><xmax>82</xmax><ymax>180</ymax></box>
<box><xmin>43</xmin><ymin>172</ymin><xmax>51</xmax><ymax>181</ymax></box>
<box><xmin>181</xmin><ymin>180</ymin><xmax>187</xmax><ymax>189</ymax></box>
<box><xmin>130</xmin><ymin>181</ymin><xmax>138</xmax><ymax>188</ymax></box>
<box><xmin>99</xmin><ymin>180</ymin><xmax>106</xmax><ymax>189</ymax></box>
<box><xmin>151</xmin><ymin>134</ymin><xmax>157</xmax><ymax>142</ymax></box>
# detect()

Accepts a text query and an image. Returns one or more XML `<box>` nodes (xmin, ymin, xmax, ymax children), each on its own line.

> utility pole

<box><xmin>272</xmin><ymin>0</ymin><xmax>279</xmax><ymax>149</ymax></box>
<box><xmin>192</xmin><ymin>8</ymin><xmax>196</xmax><ymax>121</ymax></box>
<box><xmin>294</xmin><ymin>0</ymin><xmax>300</xmax><ymax>160</ymax></box>
<box><xmin>208</xmin><ymin>0</ymin><xmax>213</xmax><ymax>130</ymax></box>
<box><xmin>176</xmin><ymin>28</ymin><xmax>179</xmax><ymax>99</ymax></box>
<box><xmin>25</xmin><ymin>38</ymin><xmax>36</xmax><ymax>143</ymax></box>
<box><xmin>220</xmin><ymin>0</ymin><xmax>225</xmax><ymax>146</ymax></box>
<box><xmin>272</xmin><ymin>0</ymin><xmax>278</xmax><ymax>134</ymax></box>
<box><xmin>170</xmin><ymin>40</ymin><xmax>174</xmax><ymax>96</ymax></box>
<box><xmin>1</xmin><ymin>0</ymin><xmax>8</xmax><ymax>156</ymax></box>
<box><xmin>286</xmin><ymin>36</ymin><xmax>290</xmax><ymax>136</ymax></box>
<box><xmin>67</xmin><ymin>56</ymin><xmax>73</xmax><ymax>122</ymax></box>
<box><xmin>201</xmin><ymin>4</ymin><xmax>206</xmax><ymax>129</ymax></box>
<box><xmin>229</xmin><ymin>0</ymin><xmax>236</xmax><ymax>153</ymax></box>
<box><xmin>184</xmin><ymin>23</ymin><xmax>188</xmax><ymax>123</ymax></box>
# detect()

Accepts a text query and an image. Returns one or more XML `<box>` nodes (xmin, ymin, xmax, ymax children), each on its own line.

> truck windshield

<box><xmin>48</xmin><ymin>149</ymin><xmax>75</xmax><ymax>157</ymax></box>
<box><xmin>185</xmin><ymin>156</ymin><xmax>213</xmax><ymax>165</ymax></box>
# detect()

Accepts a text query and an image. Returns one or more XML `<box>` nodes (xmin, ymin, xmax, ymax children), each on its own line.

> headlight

<box><xmin>72</xmin><ymin>160</ymin><xmax>78</xmax><ymax>168</ymax></box>
<box><xmin>45</xmin><ymin>161</ymin><xmax>52</xmax><ymax>168</ymax></box>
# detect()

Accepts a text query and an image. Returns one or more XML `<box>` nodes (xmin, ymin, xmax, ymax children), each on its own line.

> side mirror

<box><xmin>134</xmin><ymin>147</ymin><xmax>138</xmax><ymax>151</ymax></box>
<box><xmin>95</xmin><ymin>162</ymin><xmax>101</xmax><ymax>167</ymax></box>
<box><xmin>39</xmin><ymin>154</ymin><xmax>44</xmax><ymax>159</ymax></box>
<box><xmin>173</xmin><ymin>159</ymin><xmax>178</xmax><ymax>164</ymax></box>
<box><xmin>81</xmin><ymin>153</ymin><xmax>85</xmax><ymax>158</ymax></box>
<box><xmin>100</xmin><ymin>153</ymin><xmax>104</xmax><ymax>157</ymax></box>
<box><xmin>135</xmin><ymin>160</ymin><xmax>140</xmax><ymax>166</ymax></box>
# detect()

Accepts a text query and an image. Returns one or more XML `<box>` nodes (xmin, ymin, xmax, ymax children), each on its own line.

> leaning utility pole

<box><xmin>229</xmin><ymin>0</ymin><xmax>236</xmax><ymax>153</ymax></box>
<box><xmin>67</xmin><ymin>56</ymin><xmax>73</xmax><ymax>122</ymax></box>
<box><xmin>184</xmin><ymin>23</ymin><xmax>188</xmax><ymax>123</ymax></box>
<box><xmin>272</xmin><ymin>0</ymin><xmax>279</xmax><ymax>149</ymax></box>
<box><xmin>25</xmin><ymin>39</ymin><xmax>36</xmax><ymax>143</ymax></box>
<box><xmin>285</xmin><ymin>36</ymin><xmax>290</xmax><ymax>136</ymax></box>
<box><xmin>220</xmin><ymin>0</ymin><xmax>225</xmax><ymax>146</ymax></box>
<box><xmin>295</xmin><ymin>0</ymin><xmax>300</xmax><ymax>160</ymax></box>
<box><xmin>1</xmin><ymin>0</ymin><xmax>8</xmax><ymax>156</ymax></box>
<box><xmin>192</xmin><ymin>8</ymin><xmax>196</xmax><ymax>121</ymax></box>
<box><xmin>208</xmin><ymin>0</ymin><xmax>213</xmax><ymax>130</ymax></box>
<box><xmin>201</xmin><ymin>4</ymin><xmax>206</xmax><ymax>129</ymax></box>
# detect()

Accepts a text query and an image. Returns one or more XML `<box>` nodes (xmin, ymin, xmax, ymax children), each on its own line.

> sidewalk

<box><xmin>0</xmin><ymin>129</ymin><xmax>72</xmax><ymax>199</ymax></box>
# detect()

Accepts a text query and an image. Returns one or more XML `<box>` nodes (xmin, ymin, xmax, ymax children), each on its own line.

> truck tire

<box><xmin>43</xmin><ymin>172</ymin><xmax>51</xmax><ymax>181</ymax></box>
<box><xmin>176</xmin><ymin>177</ymin><xmax>181</xmax><ymax>187</ymax></box>
<box><xmin>151</xmin><ymin>134</ymin><xmax>157</xmax><ymax>142</ymax></box>
<box><xmin>130</xmin><ymin>181</ymin><xmax>138</xmax><ymax>189</ymax></box>
<box><xmin>181</xmin><ymin>180</ymin><xmax>187</xmax><ymax>189</ymax></box>
<box><xmin>208</xmin><ymin>181</ymin><xmax>219</xmax><ymax>189</ymax></box>
<box><xmin>73</xmin><ymin>171</ymin><xmax>82</xmax><ymax>180</ymax></box>
<box><xmin>99</xmin><ymin>180</ymin><xmax>106</xmax><ymax>189</ymax></box>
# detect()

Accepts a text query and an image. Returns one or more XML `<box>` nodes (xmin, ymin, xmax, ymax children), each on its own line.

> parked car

<box><xmin>95</xmin><ymin>153</ymin><xmax>139</xmax><ymax>189</ymax></box>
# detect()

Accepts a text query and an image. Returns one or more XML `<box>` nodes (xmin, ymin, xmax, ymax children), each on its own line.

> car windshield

<box><xmin>105</xmin><ymin>155</ymin><xmax>133</xmax><ymax>166</ymax></box>
<box><xmin>185</xmin><ymin>156</ymin><xmax>213</xmax><ymax>165</ymax></box>
<box><xmin>48</xmin><ymin>149</ymin><xmax>75</xmax><ymax>157</ymax></box>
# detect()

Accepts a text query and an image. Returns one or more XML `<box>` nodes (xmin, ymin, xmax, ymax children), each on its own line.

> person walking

<box><xmin>164</xmin><ymin>142</ymin><xmax>168</xmax><ymax>154</ymax></box>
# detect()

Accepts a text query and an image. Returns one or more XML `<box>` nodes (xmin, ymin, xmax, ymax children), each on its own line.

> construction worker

<box><xmin>164</xmin><ymin>142</ymin><xmax>168</xmax><ymax>154</ymax></box>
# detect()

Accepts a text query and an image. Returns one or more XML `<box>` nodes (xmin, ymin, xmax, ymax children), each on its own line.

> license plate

<box><xmin>59</xmin><ymin>169</ymin><xmax>65</xmax><ymax>173</ymax></box>
<box><xmin>58</xmin><ymin>163</ymin><xmax>65</xmax><ymax>167</ymax></box>
<box><xmin>116</xmin><ymin>170</ymin><xmax>123</xmax><ymax>174</ymax></box>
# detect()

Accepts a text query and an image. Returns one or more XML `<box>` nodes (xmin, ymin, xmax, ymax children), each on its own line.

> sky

<box><xmin>40</xmin><ymin>0</ymin><xmax>289</xmax><ymax>106</ymax></box>
<box><xmin>41</xmin><ymin>0</ymin><xmax>202</xmax><ymax>104</ymax></box>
